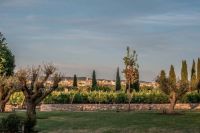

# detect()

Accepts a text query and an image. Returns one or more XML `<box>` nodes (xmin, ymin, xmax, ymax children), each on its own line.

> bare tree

<box><xmin>0</xmin><ymin>76</ymin><xmax>18</xmax><ymax>112</ymax></box>
<box><xmin>16</xmin><ymin>64</ymin><xmax>62</xmax><ymax>131</ymax></box>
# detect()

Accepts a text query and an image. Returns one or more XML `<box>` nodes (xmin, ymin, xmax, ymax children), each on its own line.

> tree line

<box><xmin>71</xmin><ymin>46</ymin><xmax>139</xmax><ymax>93</ymax></box>
<box><xmin>157</xmin><ymin>59</ymin><xmax>200</xmax><ymax>113</ymax></box>
<box><xmin>0</xmin><ymin>32</ymin><xmax>140</xmax><ymax>131</ymax></box>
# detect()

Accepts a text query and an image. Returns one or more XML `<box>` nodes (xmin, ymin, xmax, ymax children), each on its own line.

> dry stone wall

<box><xmin>40</xmin><ymin>104</ymin><xmax>200</xmax><ymax>112</ymax></box>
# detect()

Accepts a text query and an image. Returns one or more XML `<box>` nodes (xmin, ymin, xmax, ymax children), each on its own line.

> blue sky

<box><xmin>0</xmin><ymin>0</ymin><xmax>200</xmax><ymax>81</ymax></box>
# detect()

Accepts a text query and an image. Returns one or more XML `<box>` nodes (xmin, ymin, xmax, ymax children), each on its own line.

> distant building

<box><xmin>48</xmin><ymin>76</ymin><xmax>158</xmax><ymax>88</ymax></box>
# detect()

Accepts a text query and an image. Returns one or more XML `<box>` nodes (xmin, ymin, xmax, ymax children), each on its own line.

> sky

<box><xmin>0</xmin><ymin>0</ymin><xmax>200</xmax><ymax>81</ymax></box>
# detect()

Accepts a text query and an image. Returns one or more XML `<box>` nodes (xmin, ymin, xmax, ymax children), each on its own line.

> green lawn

<box><xmin>1</xmin><ymin>111</ymin><xmax>200</xmax><ymax>133</ymax></box>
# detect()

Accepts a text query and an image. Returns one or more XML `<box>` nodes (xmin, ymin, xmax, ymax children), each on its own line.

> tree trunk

<box><xmin>125</xmin><ymin>83</ymin><xmax>128</xmax><ymax>93</ymax></box>
<box><xmin>0</xmin><ymin>102</ymin><xmax>5</xmax><ymax>112</ymax></box>
<box><xmin>168</xmin><ymin>92</ymin><xmax>176</xmax><ymax>114</ymax></box>
<box><xmin>25</xmin><ymin>101</ymin><xmax>37</xmax><ymax>132</ymax></box>
<box><xmin>128</xmin><ymin>80</ymin><xmax>131</xmax><ymax>112</ymax></box>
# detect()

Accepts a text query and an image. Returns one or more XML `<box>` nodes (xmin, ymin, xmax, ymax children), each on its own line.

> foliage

<box><xmin>73</xmin><ymin>74</ymin><xmax>78</xmax><ymax>87</ymax></box>
<box><xmin>115</xmin><ymin>67</ymin><xmax>121</xmax><ymax>91</ymax></box>
<box><xmin>9</xmin><ymin>92</ymin><xmax>24</xmax><ymax>105</ymax></box>
<box><xmin>0</xmin><ymin>76</ymin><xmax>18</xmax><ymax>112</ymax></box>
<box><xmin>191</xmin><ymin>60</ymin><xmax>197</xmax><ymax>91</ymax></box>
<box><xmin>9</xmin><ymin>90</ymin><xmax>200</xmax><ymax>105</ymax></box>
<box><xmin>43</xmin><ymin>90</ymin><xmax>169</xmax><ymax>104</ymax></box>
<box><xmin>157</xmin><ymin>65</ymin><xmax>189</xmax><ymax>113</ymax></box>
<box><xmin>0</xmin><ymin>32</ymin><xmax>15</xmax><ymax>76</ymax></box>
<box><xmin>181</xmin><ymin>91</ymin><xmax>200</xmax><ymax>103</ymax></box>
<box><xmin>132</xmin><ymin>90</ymin><xmax>168</xmax><ymax>104</ymax></box>
<box><xmin>181</xmin><ymin>60</ymin><xmax>188</xmax><ymax>83</ymax></box>
<box><xmin>91</xmin><ymin>86</ymin><xmax>112</xmax><ymax>92</ymax></box>
<box><xmin>197</xmin><ymin>58</ymin><xmax>200</xmax><ymax>92</ymax></box>
<box><xmin>0</xmin><ymin>114</ymin><xmax>24</xmax><ymax>132</ymax></box>
<box><xmin>123</xmin><ymin>46</ymin><xmax>139</xmax><ymax>93</ymax></box>
<box><xmin>92</xmin><ymin>70</ymin><xmax>97</xmax><ymax>88</ymax></box>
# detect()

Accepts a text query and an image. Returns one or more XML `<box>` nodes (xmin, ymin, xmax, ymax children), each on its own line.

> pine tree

<box><xmin>73</xmin><ymin>74</ymin><xmax>78</xmax><ymax>87</ymax></box>
<box><xmin>197</xmin><ymin>58</ymin><xmax>200</xmax><ymax>93</ymax></box>
<box><xmin>181</xmin><ymin>60</ymin><xmax>188</xmax><ymax>83</ymax></box>
<box><xmin>115</xmin><ymin>67</ymin><xmax>121</xmax><ymax>91</ymax></box>
<box><xmin>191</xmin><ymin>60</ymin><xmax>197</xmax><ymax>91</ymax></box>
<box><xmin>92</xmin><ymin>70</ymin><xmax>97</xmax><ymax>88</ymax></box>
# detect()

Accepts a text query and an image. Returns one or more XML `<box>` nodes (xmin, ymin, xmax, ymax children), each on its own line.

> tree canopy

<box><xmin>123</xmin><ymin>46</ymin><xmax>139</xmax><ymax>93</ymax></box>
<box><xmin>0</xmin><ymin>32</ymin><xmax>15</xmax><ymax>76</ymax></box>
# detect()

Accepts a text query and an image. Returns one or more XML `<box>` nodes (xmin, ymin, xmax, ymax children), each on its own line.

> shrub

<box><xmin>115</xmin><ymin>92</ymin><xmax>128</xmax><ymax>103</ymax></box>
<box><xmin>44</xmin><ymin>93</ymin><xmax>70</xmax><ymax>104</ymax></box>
<box><xmin>0</xmin><ymin>114</ymin><xmax>24</xmax><ymax>132</ymax></box>
<box><xmin>73</xmin><ymin>93</ymin><xmax>84</xmax><ymax>103</ymax></box>
<box><xmin>43</xmin><ymin>91</ymin><xmax>169</xmax><ymax>104</ymax></box>
<box><xmin>88</xmin><ymin>91</ymin><xmax>98</xmax><ymax>103</ymax></box>
<box><xmin>132</xmin><ymin>91</ymin><xmax>168</xmax><ymax>104</ymax></box>
<box><xmin>181</xmin><ymin>92</ymin><xmax>200</xmax><ymax>103</ymax></box>
<box><xmin>92</xmin><ymin>86</ymin><xmax>112</xmax><ymax>92</ymax></box>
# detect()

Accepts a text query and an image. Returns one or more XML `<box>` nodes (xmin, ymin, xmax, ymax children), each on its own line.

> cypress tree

<box><xmin>160</xmin><ymin>70</ymin><xmax>166</xmax><ymax>80</ymax></box>
<box><xmin>197</xmin><ymin>58</ymin><xmax>200</xmax><ymax>81</ymax></box>
<box><xmin>115</xmin><ymin>67</ymin><xmax>121</xmax><ymax>91</ymax></box>
<box><xmin>191</xmin><ymin>60</ymin><xmax>197</xmax><ymax>91</ymax></box>
<box><xmin>73</xmin><ymin>74</ymin><xmax>78</xmax><ymax>87</ymax></box>
<box><xmin>92</xmin><ymin>70</ymin><xmax>97</xmax><ymax>88</ymax></box>
<box><xmin>169</xmin><ymin>65</ymin><xmax>176</xmax><ymax>87</ymax></box>
<box><xmin>197</xmin><ymin>58</ymin><xmax>200</xmax><ymax>92</ymax></box>
<box><xmin>157</xmin><ymin>70</ymin><xmax>170</xmax><ymax>95</ymax></box>
<box><xmin>181</xmin><ymin>60</ymin><xmax>188</xmax><ymax>83</ymax></box>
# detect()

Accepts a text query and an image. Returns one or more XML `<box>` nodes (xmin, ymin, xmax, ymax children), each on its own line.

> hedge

<box><xmin>43</xmin><ymin>91</ymin><xmax>169</xmax><ymax>104</ymax></box>
<box><xmin>8</xmin><ymin>91</ymin><xmax>200</xmax><ymax>105</ymax></box>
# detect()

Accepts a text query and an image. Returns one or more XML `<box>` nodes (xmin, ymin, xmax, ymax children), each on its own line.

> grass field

<box><xmin>1</xmin><ymin>111</ymin><xmax>200</xmax><ymax>133</ymax></box>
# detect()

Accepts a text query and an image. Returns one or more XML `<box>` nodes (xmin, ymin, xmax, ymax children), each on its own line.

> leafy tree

<box><xmin>115</xmin><ymin>67</ymin><xmax>121</xmax><ymax>91</ymax></box>
<box><xmin>157</xmin><ymin>65</ymin><xmax>188</xmax><ymax>114</ymax></box>
<box><xmin>16</xmin><ymin>64</ymin><xmax>62</xmax><ymax>132</ymax></box>
<box><xmin>197</xmin><ymin>58</ymin><xmax>200</xmax><ymax>93</ymax></box>
<box><xmin>73</xmin><ymin>74</ymin><xmax>78</xmax><ymax>87</ymax></box>
<box><xmin>92</xmin><ymin>70</ymin><xmax>97</xmax><ymax>88</ymax></box>
<box><xmin>0</xmin><ymin>32</ymin><xmax>15</xmax><ymax>76</ymax></box>
<box><xmin>181</xmin><ymin>60</ymin><xmax>188</xmax><ymax>83</ymax></box>
<box><xmin>123</xmin><ymin>46</ymin><xmax>139</xmax><ymax>93</ymax></box>
<box><xmin>191</xmin><ymin>60</ymin><xmax>197</xmax><ymax>91</ymax></box>
<box><xmin>0</xmin><ymin>76</ymin><xmax>18</xmax><ymax>112</ymax></box>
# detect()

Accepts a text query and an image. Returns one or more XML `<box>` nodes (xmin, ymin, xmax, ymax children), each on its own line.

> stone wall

<box><xmin>40</xmin><ymin>104</ymin><xmax>200</xmax><ymax>112</ymax></box>
<box><xmin>5</xmin><ymin>105</ymin><xmax>13</xmax><ymax>112</ymax></box>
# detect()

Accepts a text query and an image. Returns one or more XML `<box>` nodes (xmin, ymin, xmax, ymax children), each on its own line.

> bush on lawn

<box><xmin>181</xmin><ymin>91</ymin><xmax>200</xmax><ymax>103</ymax></box>
<box><xmin>0</xmin><ymin>114</ymin><xmax>24</xmax><ymax>132</ymax></box>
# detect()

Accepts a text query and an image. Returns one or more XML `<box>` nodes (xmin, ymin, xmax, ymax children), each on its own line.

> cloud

<box><xmin>122</xmin><ymin>12</ymin><xmax>200</xmax><ymax>26</ymax></box>
<box><xmin>1</xmin><ymin>0</ymin><xmax>200</xmax><ymax>81</ymax></box>
<box><xmin>1</xmin><ymin>0</ymin><xmax>42</xmax><ymax>7</ymax></box>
